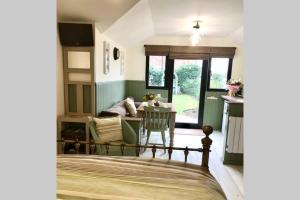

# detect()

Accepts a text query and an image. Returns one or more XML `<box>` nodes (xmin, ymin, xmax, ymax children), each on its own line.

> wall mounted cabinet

<box><xmin>63</xmin><ymin>47</ymin><xmax>95</xmax><ymax>116</ymax></box>
<box><xmin>57</xmin><ymin>115</ymin><xmax>91</xmax><ymax>154</ymax></box>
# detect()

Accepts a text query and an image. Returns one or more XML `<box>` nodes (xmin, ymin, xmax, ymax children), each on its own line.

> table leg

<box><xmin>169</xmin><ymin>113</ymin><xmax>176</xmax><ymax>147</ymax></box>
<box><xmin>137</xmin><ymin>111</ymin><xmax>145</xmax><ymax>135</ymax></box>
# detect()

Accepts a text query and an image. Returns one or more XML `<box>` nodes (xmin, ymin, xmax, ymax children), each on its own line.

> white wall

<box><xmin>125</xmin><ymin>44</ymin><xmax>145</xmax><ymax>81</ymax></box>
<box><xmin>57</xmin><ymin>30</ymin><xmax>64</xmax><ymax>116</ymax></box>
<box><xmin>94</xmin><ymin>25</ymin><xmax>126</xmax><ymax>82</ymax></box>
<box><xmin>125</xmin><ymin>35</ymin><xmax>243</xmax><ymax>81</ymax></box>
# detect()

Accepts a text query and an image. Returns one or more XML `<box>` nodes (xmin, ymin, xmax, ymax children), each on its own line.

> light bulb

<box><xmin>191</xmin><ymin>33</ymin><xmax>201</xmax><ymax>46</ymax></box>
<box><xmin>192</xmin><ymin>27</ymin><xmax>200</xmax><ymax>35</ymax></box>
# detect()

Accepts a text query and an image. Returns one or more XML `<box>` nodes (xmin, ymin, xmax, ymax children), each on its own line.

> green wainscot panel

<box><xmin>95</xmin><ymin>80</ymin><xmax>168</xmax><ymax>116</ymax></box>
<box><xmin>202</xmin><ymin>91</ymin><xmax>227</xmax><ymax>131</ymax></box>
<box><xmin>95</xmin><ymin>80</ymin><xmax>126</xmax><ymax>114</ymax></box>
<box><xmin>125</xmin><ymin>80</ymin><xmax>168</xmax><ymax>102</ymax></box>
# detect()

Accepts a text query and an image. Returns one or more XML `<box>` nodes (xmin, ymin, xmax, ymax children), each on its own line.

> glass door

<box><xmin>169</xmin><ymin>59</ymin><xmax>207</xmax><ymax>128</ymax></box>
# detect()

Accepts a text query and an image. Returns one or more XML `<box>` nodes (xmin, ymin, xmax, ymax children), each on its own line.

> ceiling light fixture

<box><xmin>193</xmin><ymin>21</ymin><xmax>200</xmax><ymax>29</ymax></box>
<box><xmin>191</xmin><ymin>20</ymin><xmax>202</xmax><ymax>46</ymax></box>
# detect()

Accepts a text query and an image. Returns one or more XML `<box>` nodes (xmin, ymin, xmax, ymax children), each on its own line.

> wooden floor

<box><xmin>139</xmin><ymin>128</ymin><xmax>244</xmax><ymax>200</ymax></box>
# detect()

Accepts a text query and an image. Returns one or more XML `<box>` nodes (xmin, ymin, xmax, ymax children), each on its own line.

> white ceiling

<box><xmin>148</xmin><ymin>0</ymin><xmax>243</xmax><ymax>37</ymax></box>
<box><xmin>104</xmin><ymin>0</ymin><xmax>155</xmax><ymax>47</ymax></box>
<box><xmin>58</xmin><ymin>0</ymin><xmax>243</xmax><ymax>47</ymax></box>
<box><xmin>57</xmin><ymin>0</ymin><xmax>139</xmax><ymax>32</ymax></box>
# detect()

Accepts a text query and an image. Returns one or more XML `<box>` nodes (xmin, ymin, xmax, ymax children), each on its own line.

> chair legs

<box><xmin>145</xmin><ymin>130</ymin><xmax>166</xmax><ymax>153</ymax></box>
<box><xmin>145</xmin><ymin>129</ymin><xmax>151</xmax><ymax>145</ymax></box>
<box><xmin>142</xmin><ymin>119</ymin><xmax>146</xmax><ymax>135</ymax></box>
<box><xmin>161</xmin><ymin>131</ymin><xmax>166</xmax><ymax>153</ymax></box>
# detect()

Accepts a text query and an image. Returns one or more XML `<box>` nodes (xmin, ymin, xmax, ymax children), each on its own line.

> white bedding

<box><xmin>57</xmin><ymin>155</ymin><xmax>226</xmax><ymax>200</ymax></box>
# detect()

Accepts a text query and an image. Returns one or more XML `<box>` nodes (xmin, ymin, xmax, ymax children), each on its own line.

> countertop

<box><xmin>221</xmin><ymin>95</ymin><xmax>244</xmax><ymax>104</ymax></box>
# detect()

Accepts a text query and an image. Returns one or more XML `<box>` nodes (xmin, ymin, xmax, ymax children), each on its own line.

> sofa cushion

<box><xmin>98</xmin><ymin>111</ymin><xmax>120</xmax><ymax>117</ymax></box>
<box><xmin>93</xmin><ymin>116</ymin><xmax>123</xmax><ymax>143</ymax></box>
<box><xmin>104</xmin><ymin>100</ymin><xmax>127</xmax><ymax>117</ymax></box>
<box><xmin>124</xmin><ymin>98</ymin><xmax>137</xmax><ymax>117</ymax></box>
<box><xmin>126</xmin><ymin>96</ymin><xmax>135</xmax><ymax>101</ymax></box>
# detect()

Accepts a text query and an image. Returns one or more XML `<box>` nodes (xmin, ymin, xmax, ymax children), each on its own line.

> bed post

<box><xmin>201</xmin><ymin>125</ymin><xmax>213</xmax><ymax>168</ymax></box>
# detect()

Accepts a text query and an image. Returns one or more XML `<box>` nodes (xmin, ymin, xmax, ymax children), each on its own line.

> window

<box><xmin>146</xmin><ymin>55</ymin><xmax>166</xmax><ymax>88</ymax></box>
<box><xmin>208</xmin><ymin>58</ymin><xmax>232</xmax><ymax>90</ymax></box>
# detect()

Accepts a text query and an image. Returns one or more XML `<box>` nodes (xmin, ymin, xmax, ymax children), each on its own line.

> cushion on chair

<box><xmin>124</xmin><ymin>98</ymin><xmax>137</xmax><ymax>117</ymax></box>
<box><xmin>93</xmin><ymin>116</ymin><xmax>123</xmax><ymax>143</ymax></box>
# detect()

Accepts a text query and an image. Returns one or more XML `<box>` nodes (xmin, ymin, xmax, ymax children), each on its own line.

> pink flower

<box><xmin>227</xmin><ymin>85</ymin><xmax>240</xmax><ymax>92</ymax></box>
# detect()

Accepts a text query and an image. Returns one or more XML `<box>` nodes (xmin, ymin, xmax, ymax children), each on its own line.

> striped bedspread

<box><xmin>57</xmin><ymin>155</ymin><xmax>226</xmax><ymax>200</ymax></box>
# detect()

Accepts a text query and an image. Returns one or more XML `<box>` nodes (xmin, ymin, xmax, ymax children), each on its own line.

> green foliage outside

<box><xmin>181</xmin><ymin>79</ymin><xmax>200</xmax><ymax>98</ymax></box>
<box><xmin>149</xmin><ymin>66</ymin><xmax>164</xmax><ymax>86</ymax></box>
<box><xmin>175</xmin><ymin>64</ymin><xmax>201</xmax><ymax>97</ymax></box>
<box><xmin>172</xmin><ymin>94</ymin><xmax>198</xmax><ymax>114</ymax></box>
<box><xmin>149</xmin><ymin>63</ymin><xmax>226</xmax><ymax>95</ymax></box>
<box><xmin>210</xmin><ymin>73</ymin><xmax>226</xmax><ymax>89</ymax></box>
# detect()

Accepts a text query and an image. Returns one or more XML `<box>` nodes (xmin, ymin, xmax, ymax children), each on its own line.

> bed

<box><xmin>57</xmin><ymin>126</ymin><xmax>227</xmax><ymax>200</ymax></box>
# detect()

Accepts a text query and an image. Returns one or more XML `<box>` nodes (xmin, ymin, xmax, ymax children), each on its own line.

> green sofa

<box><xmin>98</xmin><ymin>98</ymin><xmax>143</xmax><ymax>144</ymax></box>
<box><xmin>89</xmin><ymin>118</ymin><xmax>139</xmax><ymax>156</ymax></box>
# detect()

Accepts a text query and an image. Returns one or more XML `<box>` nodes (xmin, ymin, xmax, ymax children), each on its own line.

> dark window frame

<box><xmin>145</xmin><ymin>55</ymin><xmax>169</xmax><ymax>89</ymax></box>
<box><xmin>207</xmin><ymin>57</ymin><xmax>233</xmax><ymax>92</ymax></box>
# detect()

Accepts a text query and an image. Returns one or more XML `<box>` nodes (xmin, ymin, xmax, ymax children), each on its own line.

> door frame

<box><xmin>167</xmin><ymin>58</ymin><xmax>209</xmax><ymax>129</ymax></box>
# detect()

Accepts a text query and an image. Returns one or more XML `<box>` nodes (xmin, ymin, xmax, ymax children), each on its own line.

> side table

<box><xmin>57</xmin><ymin>115</ymin><xmax>91</xmax><ymax>154</ymax></box>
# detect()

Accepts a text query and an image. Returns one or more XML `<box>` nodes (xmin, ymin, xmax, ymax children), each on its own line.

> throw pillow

<box><xmin>93</xmin><ymin>116</ymin><xmax>123</xmax><ymax>143</ymax></box>
<box><xmin>124</xmin><ymin>98</ymin><xmax>137</xmax><ymax>117</ymax></box>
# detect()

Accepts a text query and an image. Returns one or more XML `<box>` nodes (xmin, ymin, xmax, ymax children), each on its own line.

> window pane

<box><xmin>83</xmin><ymin>85</ymin><xmax>91</xmax><ymax>113</ymax></box>
<box><xmin>148</xmin><ymin>56</ymin><xmax>166</xmax><ymax>87</ymax></box>
<box><xmin>68</xmin><ymin>73</ymin><xmax>91</xmax><ymax>82</ymax></box>
<box><xmin>68</xmin><ymin>51</ymin><xmax>90</xmax><ymax>69</ymax></box>
<box><xmin>68</xmin><ymin>84</ymin><xmax>77</xmax><ymax>112</ymax></box>
<box><xmin>173</xmin><ymin>59</ymin><xmax>203</xmax><ymax>124</ymax></box>
<box><xmin>210</xmin><ymin>58</ymin><xmax>230</xmax><ymax>89</ymax></box>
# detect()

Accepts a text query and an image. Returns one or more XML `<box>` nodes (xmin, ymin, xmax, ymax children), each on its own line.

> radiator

<box><xmin>226</xmin><ymin>117</ymin><xmax>243</xmax><ymax>154</ymax></box>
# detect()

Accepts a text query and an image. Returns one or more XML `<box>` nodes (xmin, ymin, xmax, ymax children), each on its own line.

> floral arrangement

<box><xmin>143</xmin><ymin>93</ymin><xmax>157</xmax><ymax>101</ymax></box>
<box><xmin>226</xmin><ymin>79</ymin><xmax>243</xmax><ymax>96</ymax></box>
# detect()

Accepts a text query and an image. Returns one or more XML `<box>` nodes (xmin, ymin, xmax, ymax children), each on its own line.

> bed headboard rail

<box><xmin>57</xmin><ymin>125</ymin><xmax>213</xmax><ymax>168</ymax></box>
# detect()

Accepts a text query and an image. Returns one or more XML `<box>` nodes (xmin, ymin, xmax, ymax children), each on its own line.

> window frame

<box><xmin>145</xmin><ymin>55</ymin><xmax>169</xmax><ymax>89</ymax></box>
<box><xmin>207</xmin><ymin>57</ymin><xmax>233</xmax><ymax>92</ymax></box>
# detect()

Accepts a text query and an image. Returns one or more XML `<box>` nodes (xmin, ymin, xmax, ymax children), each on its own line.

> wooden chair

<box><xmin>144</xmin><ymin>106</ymin><xmax>171</xmax><ymax>150</ymax></box>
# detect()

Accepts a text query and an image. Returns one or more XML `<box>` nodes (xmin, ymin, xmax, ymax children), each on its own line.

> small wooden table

<box><xmin>57</xmin><ymin>115</ymin><xmax>91</xmax><ymax>154</ymax></box>
<box><xmin>137</xmin><ymin>102</ymin><xmax>177</xmax><ymax>147</ymax></box>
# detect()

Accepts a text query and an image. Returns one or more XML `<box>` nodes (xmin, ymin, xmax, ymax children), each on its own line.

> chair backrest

<box><xmin>144</xmin><ymin>106</ymin><xmax>171</xmax><ymax>130</ymax></box>
<box><xmin>156</xmin><ymin>97</ymin><xmax>168</xmax><ymax>103</ymax></box>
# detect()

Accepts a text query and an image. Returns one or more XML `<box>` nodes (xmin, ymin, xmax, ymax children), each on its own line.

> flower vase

<box><xmin>227</xmin><ymin>85</ymin><xmax>240</xmax><ymax>97</ymax></box>
<box><xmin>228</xmin><ymin>90</ymin><xmax>236</xmax><ymax>97</ymax></box>
<box><xmin>147</xmin><ymin>100</ymin><xmax>154</xmax><ymax>106</ymax></box>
